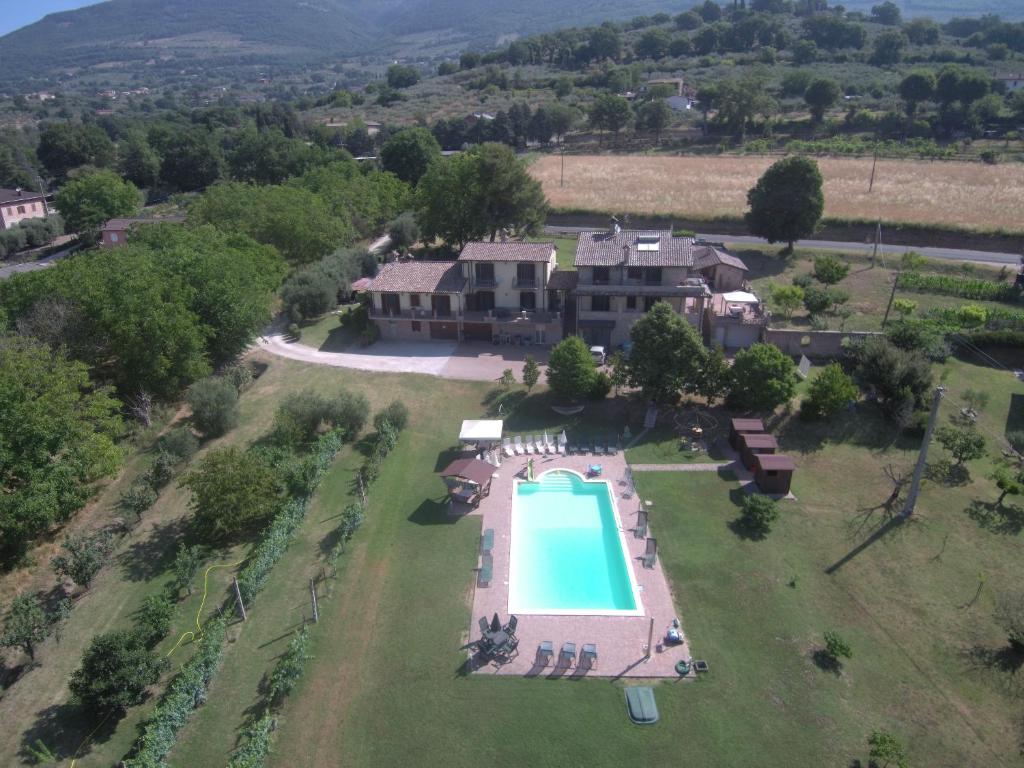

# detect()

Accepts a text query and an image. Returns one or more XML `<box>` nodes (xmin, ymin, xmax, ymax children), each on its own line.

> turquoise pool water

<box><xmin>509</xmin><ymin>470</ymin><xmax>641</xmax><ymax>615</ymax></box>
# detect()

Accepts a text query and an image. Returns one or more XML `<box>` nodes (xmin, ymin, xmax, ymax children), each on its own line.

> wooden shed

<box><xmin>729</xmin><ymin>418</ymin><xmax>765</xmax><ymax>450</ymax></box>
<box><xmin>753</xmin><ymin>454</ymin><xmax>796</xmax><ymax>495</ymax></box>
<box><xmin>739</xmin><ymin>433</ymin><xmax>778</xmax><ymax>470</ymax></box>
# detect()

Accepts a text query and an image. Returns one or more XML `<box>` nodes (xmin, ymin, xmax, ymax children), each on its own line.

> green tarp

<box><xmin>624</xmin><ymin>687</ymin><xmax>659</xmax><ymax>725</ymax></box>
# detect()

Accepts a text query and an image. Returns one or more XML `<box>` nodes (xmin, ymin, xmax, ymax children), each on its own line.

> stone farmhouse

<box><xmin>366</xmin><ymin>226</ymin><xmax>767</xmax><ymax>350</ymax></box>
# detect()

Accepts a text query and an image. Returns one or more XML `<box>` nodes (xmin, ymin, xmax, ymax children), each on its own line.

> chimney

<box><xmin>15</xmin><ymin>188</ymin><xmax>21</xmax><ymax>196</ymax></box>
<box><xmin>609</xmin><ymin>215</ymin><xmax>620</xmax><ymax>236</ymax></box>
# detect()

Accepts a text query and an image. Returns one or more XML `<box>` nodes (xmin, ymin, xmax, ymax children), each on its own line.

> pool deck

<box><xmin>462</xmin><ymin>451</ymin><xmax>693</xmax><ymax>679</ymax></box>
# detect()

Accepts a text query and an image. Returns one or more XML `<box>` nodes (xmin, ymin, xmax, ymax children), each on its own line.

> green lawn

<box><xmin>625</xmin><ymin>421</ymin><xmax>730</xmax><ymax>464</ymax></box>
<box><xmin>739</xmin><ymin>244</ymin><xmax>1016</xmax><ymax>332</ymax></box>
<box><xmin>297</xmin><ymin>304</ymin><xmax>360</xmax><ymax>351</ymax></box>
<box><xmin>531</xmin><ymin>233</ymin><xmax>578</xmax><ymax>271</ymax></box>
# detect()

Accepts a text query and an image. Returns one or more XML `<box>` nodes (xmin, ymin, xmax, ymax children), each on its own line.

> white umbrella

<box><xmin>558</xmin><ymin>430</ymin><xmax>567</xmax><ymax>446</ymax></box>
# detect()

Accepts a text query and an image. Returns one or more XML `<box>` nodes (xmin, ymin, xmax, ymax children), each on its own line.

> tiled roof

<box><xmin>0</xmin><ymin>188</ymin><xmax>45</xmax><ymax>205</ymax></box>
<box><xmin>574</xmin><ymin>230</ymin><xmax>695</xmax><ymax>268</ymax></box>
<box><xmin>457</xmin><ymin>242</ymin><xmax>555</xmax><ymax>262</ymax></box>
<box><xmin>368</xmin><ymin>260</ymin><xmax>466</xmax><ymax>294</ymax></box>
<box><xmin>546</xmin><ymin>269</ymin><xmax>578</xmax><ymax>291</ymax></box>
<box><xmin>754</xmin><ymin>454</ymin><xmax>796</xmax><ymax>471</ymax></box>
<box><xmin>693</xmin><ymin>245</ymin><xmax>748</xmax><ymax>272</ymax></box>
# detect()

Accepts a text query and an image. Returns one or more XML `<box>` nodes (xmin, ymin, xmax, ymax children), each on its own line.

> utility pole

<box><xmin>232</xmin><ymin>577</ymin><xmax>247</xmax><ymax>621</ymax></box>
<box><xmin>869</xmin><ymin>220</ymin><xmax>881</xmax><ymax>268</ymax></box>
<box><xmin>901</xmin><ymin>387</ymin><xmax>945</xmax><ymax>518</ymax></box>
<box><xmin>868</xmin><ymin>148</ymin><xmax>879</xmax><ymax>193</ymax></box>
<box><xmin>560</xmin><ymin>144</ymin><xmax>565</xmax><ymax>188</ymax></box>
<box><xmin>881</xmin><ymin>271</ymin><xmax>899</xmax><ymax>328</ymax></box>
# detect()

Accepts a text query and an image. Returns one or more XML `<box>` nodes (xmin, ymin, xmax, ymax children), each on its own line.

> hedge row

<box><xmin>929</xmin><ymin>305</ymin><xmax>1024</xmax><ymax>332</ymax></box>
<box><xmin>898</xmin><ymin>272</ymin><xmax>1020</xmax><ymax>303</ymax></box>
<box><xmin>227</xmin><ymin>715</ymin><xmax>275</xmax><ymax>768</ymax></box>
<box><xmin>124</xmin><ymin>617</ymin><xmax>228</xmax><ymax>768</ymax></box>
<box><xmin>237</xmin><ymin>429</ymin><xmax>346</xmax><ymax>604</ymax></box>
<box><xmin>961</xmin><ymin>330</ymin><xmax>1024</xmax><ymax>349</ymax></box>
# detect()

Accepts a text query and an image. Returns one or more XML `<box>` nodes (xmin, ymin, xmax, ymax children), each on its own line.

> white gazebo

<box><xmin>720</xmin><ymin>290</ymin><xmax>759</xmax><ymax>304</ymax></box>
<box><xmin>458</xmin><ymin>419</ymin><xmax>504</xmax><ymax>448</ymax></box>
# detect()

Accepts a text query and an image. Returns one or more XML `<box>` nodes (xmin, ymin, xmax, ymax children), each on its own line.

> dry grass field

<box><xmin>531</xmin><ymin>154</ymin><xmax>1024</xmax><ymax>232</ymax></box>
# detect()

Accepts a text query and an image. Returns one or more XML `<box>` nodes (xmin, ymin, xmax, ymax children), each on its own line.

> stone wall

<box><xmin>762</xmin><ymin>328</ymin><xmax>883</xmax><ymax>358</ymax></box>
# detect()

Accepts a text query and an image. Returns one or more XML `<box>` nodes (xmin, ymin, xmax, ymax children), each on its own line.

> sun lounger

<box><xmin>634</xmin><ymin>511</ymin><xmax>648</xmax><ymax>540</ymax></box>
<box><xmin>481</xmin><ymin>528</ymin><xmax>494</xmax><ymax>554</ymax></box>
<box><xmin>514</xmin><ymin>435</ymin><xmax>525</xmax><ymax>455</ymax></box>
<box><xmin>537</xmin><ymin>640</ymin><xmax>554</xmax><ymax>666</ymax></box>
<box><xmin>524</xmin><ymin>435</ymin><xmax>534</xmax><ymax>454</ymax></box>
<box><xmin>582</xmin><ymin>643</ymin><xmax>598</xmax><ymax>668</ymax></box>
<box><xmin>533</xmin><ymin>435</ymin><xmax>544</xmax><ymax>454</ymax></box>
<box><xmin>642</xmin><ymin>538</ymin><xmax>657</xmax><ymax>569</ymax></box>
<box><xmin>478</xmin><ymin>553</ymin><xmax>493</xmax><ymax>587</ymax></box>
<box><xmin>560</xmin><ymin>642</ymin><xmax>576</xmax><ymax>667</ymax></box>
<box><xmin>502</xmin><ymin>437</ymin><xmax>514</xmax><ymax>457</ymax></box>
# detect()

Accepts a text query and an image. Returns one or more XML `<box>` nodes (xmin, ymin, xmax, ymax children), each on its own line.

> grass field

<box><xmin>738</xmin><ymin>245</ymin><xmax>1015</xmax><ymax>331</ymax></box>
<box><xmin>531</xmin><ymin>154</ymin><xmax>1024</xmax><ymax>233</ymax></box>
<box><xmin>3</xmin><ymin>352</ymin><xmax>1022</xmax><ymax>767</ymax></box>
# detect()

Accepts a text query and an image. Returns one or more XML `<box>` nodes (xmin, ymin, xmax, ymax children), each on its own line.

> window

<box><xmin>626</xmin><ymin>295</ymin><xmax>637</xmax><ymax>310</ymax></box>
<box><xmin>644</xmin><ymin>296</ymin><xmax>658</xmax><ymax>311</ymax></box>
<box><xmin>627</xmin><ymin>267</ymin><xmax>642</xmax><ymax>280</ymax></box>
<box><xmin>409</xmin><ymin>294</ymin><xmax>420</xmax><ymax>307</ymax></box>
<box><xmin>110</xmin><ymin>233</ymin><xmax>119</xmax><ymax>243</ymax></box>
<box><xmin>516</xmin><ymin>263</ymin><xmax>536</xmax><ymax>286</ymax></box>
<box><xmin>644</xmin><ymin>267</ymin><xmax>662</xmax><ymax>285</ymax></box>
<box><xmin>432</xmin><ymin>295</ymin><xmax>451</xmax><ymax>317</ymax></box>
<box><xmin>520</xmin><ymin>291</ymin><xmax>536</xmax><ymax>310</ymax></box>
<box><xmin>592</xmin><ymin>267</ymin><xmax>610</xmax><ymax>285</ymax></box>
<box><xmin>474</xmin><ymin>263</ymin><xmax>495</xmax><ymax>284</ymax></box>
<box><xmin>766</xmin><ymin>470</ymin><xmax>778</xmax><ymax>477</ymax></box>
<box><xmin>382</xmin><ymin>294</ymin><xmax>401</xmax><ymax>315</ymax></box>
<box><xmin>16</xmin><ymin>205</ymin><xmax>24</xmax><ymax>214</ymax></box>
<box><xmin>474</xmin><ymin>291</ymin><xmax>495</xmax><ymax>311</ymax></box>
<box><xmin>591</xmin><ymin>295</ymin><xmax>611</xmax><ymax>312</ymax></box>
<box><xmin>411</xmin><ymin>321</ymin><xmax>421</xmax><ymax>332</ymax></box>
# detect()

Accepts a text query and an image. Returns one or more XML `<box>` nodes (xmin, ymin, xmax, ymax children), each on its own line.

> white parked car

<box><xmin>590</xmin><ymin>345</ymin><xmax>607</xmax><ymax>365</ymax></box>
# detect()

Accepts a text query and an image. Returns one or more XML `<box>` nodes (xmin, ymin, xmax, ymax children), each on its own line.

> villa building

<box><xmin>0</xmin><ymin>188</ymin><xmax>48</xmax><ymax>230</ymax></box>
<box><xmin>572</xmin><ymin>226</ymin><xmax>762</xmax><ymax>349</ymax></box>
<box><xmin>366</xmin><ymin>228</ymin><xmax>766</xmax><ymax>350</ymax></box>
<box><xmin>366</xmin><ymin>242</ymin><xmax>573</xmax><ymax>344</ymax></box>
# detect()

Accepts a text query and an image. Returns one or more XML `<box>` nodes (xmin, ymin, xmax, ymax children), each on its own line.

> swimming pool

<box><xmin>508</xmin><ymin>470</ymin><xmax>643</xmax><ymax>616</ymax></box>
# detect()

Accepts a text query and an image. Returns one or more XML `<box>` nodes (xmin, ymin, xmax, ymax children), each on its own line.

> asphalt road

<box><xmin>0</xmin><ymin>244</ymin><xmax>76</xmax><ymax>280</ymax></box>
<box><xmin>545</xmin><ymin>226</ymin><xmax>1022</xmax><ymax>266</ymax></box>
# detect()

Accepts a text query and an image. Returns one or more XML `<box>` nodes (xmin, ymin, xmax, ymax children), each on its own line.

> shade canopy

<box><xmin>439</xmin><ymin>458</ymin><xmax>495</xmax><ymax>488</ymax></box>
<box><xmin>721</xmin><ymin>290</ymin><xmax>759</xmax><ymax>304</ymax></box>
<box><xmin>459</xmin><ymin>419</ymin><xmax>503</xmax><ymax>443</ymax></box>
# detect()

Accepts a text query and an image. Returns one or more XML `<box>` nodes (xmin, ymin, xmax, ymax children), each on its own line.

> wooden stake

<box><xmin>232</xmin><ymin>577</ymin><xmax>247</xmax><ymax>621</ymax></box>
<box><xmin>644</xmin><ymin>617</ymin><xmax>654</xmax><ymax>660</ymax></box>
<box><xmin>310</xmin><ymin>579</ymin><xmax>319</xmax><ymax>623</ymax></box>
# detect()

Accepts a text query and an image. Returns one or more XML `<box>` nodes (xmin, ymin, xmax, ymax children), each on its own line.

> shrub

<box><xmin>589</xmin><ymin>371</ymin><xmax>612</xmax><ymax>400</ymax></box>
<box><xmin>331</xmin><ymin>389</ymin><xmax>370</xmax><ymax>437</ymax></box>
<box><xmin>156</xmin><ymin>428</ymin><xmax>199</xmax><ymax>463</ymax></box>
<box><xmin>824</xmin><ymin>630</ymin><xmax>852</xmax><ymax>662</ymax></box>
<box><xmin>172</xmin><ymin>543</ymin><xmax>202</xmax><ymax>597</ymax></box>
<box><xmin>272</xmin><ymin>390</ymin><xmax>334</xmax><ymax>446</ymax></box>
<box><xmin>935</xmin><ymin>425</ymin><xmax>985</xmax><ymax>465</ymax></box>
<box><xmin>187</xmin><ymin>377</ymin><xmax>239</xmax><ymax>438</ymax></box>
<box><xmin>125</xmin><ymin>617</ymin><xmax>227</xmax><ymax>766</ymax></box>
<box><xmin>792</xmin><ymin>273</ymin><xmax>814</xmax><ymax>289</ymax></box>
<box><xmin>135</xmin><ymin>593</ymin><xmax>174</xmax><ymax>647</ymax></box>
<box><xmin>802</xmin><ymin>363</ymin><xmax>857</xmax><ymax>420</ymax></box>
<box><xmin>120</xmin><ymin>481</ymin><xmax>158</xmax><ymax>518</ymax></box>
<box><xmin>360</xmin><ymin>324</ymin><xmax>380</xmax><ymax>346</ymax></box>
<box><xmin>0</xmin><ymin>594</ymin><xmax>51</xmax><ymax>661</ymax></box>
<box><xmin>223</xmin><ymin>363</ymin><xmax>255</xmax><ymax>392</ymax></box>
<box><xmin>289</xmin><ymin>322</ymin><xmax>301</xmax><ymax>339</ymax></box>
<box><xmin>144</xmin><ymin>450</ymin><xmax>176</xmax><ymax>490</ymax></box>
<box><xmin>867</xmin><ymin>730</ymin><xmax>908</xmax><ymax>768</ymax></box>
<box><xmin>372</xmin><ymin>400</ymin><xmax>408</xmax><ymax>433</ymax></box>
<box><xmin>267</xmin><ymin>626</ymin><xmax>310</xmax><ymax>704</ymax></box>
<box><xmin>69</xmin><ymin>630</ymin><xmax>167</xmax><ymax>712</ymax></box>
<box><xmin>52</xmin><ymin>531</ymin><xmax>116</xmax><ymax>589</ymax></box>
<box><xmin>812</xmin><ymin>254</ymin><xmax>850</xmax><ymax>285</ymax></box>
<box><xmin>739</xmin><ymin>494</ymin><xmax>780</xmax><ymax>537</ymax></box>
<box><xmin>803</xmin><ymin>285</ymin><xmax>831</xmax><ymax>315</ymax></box>
<box><xmin>227</xmin><ymin>714</ymin><xmax>275</xmax><ymax>768</ymax></box>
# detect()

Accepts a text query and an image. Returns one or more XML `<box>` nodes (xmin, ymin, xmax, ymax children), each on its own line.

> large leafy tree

<box><xmin>589</xmin><ymin>94</ymin><xmax>633</xmax><ymax>139</ymax></box>
<box><xmin>159</xmin><ymin>129</ymin><xmax>225</xmax><ymax>191</ymax></box>
<box><xmin>180</xmin><ymin>448</ymin><xmax>281</xmax><ymax>538</ymax></box>
<box><xmin>546</xmin><ymin>336</ymin><xmax>597</xmax><ymax>402</ymax></box>
<box><xmin>802</xmin><ymin>363</ymin><xmax>857</xmax><ymax>420</ymax></box>
<box><xmin>69</xmin><ymin>630</ymin><xmax>167</xmax><ymax>712</ymax></box>
<box><xmin>1</xmin><ymin>594</ymin><xmax>51</xmax><ymax>660</ymax></box>
<box><xmin>416</xmin><ymin>143</ymin><xmax>547</xmax><ymax>247</ymax></box>
<box><xmin>189</xmin><ymin>181</ymin><xmax>351</xmax><ymax>266</ymax></box>
<box><xmin>119</xmin><ymin>132</ymin><xmax>161</xmax><ymax>189</ymax></box>
<box><xmin>292</xmin><ymin>161</ymin><xmax>410</xmax><ymax>238</ymax></box>
<box><xmin>379</xmin><ymin>127</ymin><xmax>441</xmax><ymax>185</ymax></box>
<box><xmin>728</xmin><ymin>343</ymin><xmax>798</xmax><ymax>412</ymax></box>
<box><xmin>226</xmin><ymin>128</ymin><xmax>335</xmax><ymax>186</ymax></box>
<box><xmin>854</xmin><ymin>337</ymin><xmax>933</xmax><ymax>423</ymax></box>
<box><xmin>55</xmin><ymin>170</ymin><xmax>141</xmax><ymax>241</ymax></box>
<box><xmin>746</xmin><ymin>156</ymin><xmax>825</xmax><ymax>251</ymax></box>
<box><xmin>899</xmin><ymin>70</ymin><xmax>936</xmax><ymax>118</ymax></box>
<box><xmin>0</xmin><ymin>337</ymin><xmax>122</xmax><ymax>563</ymax></box>
<box><xmin>627</xmin><ymin>302</ymin><xmax>706</xmax><ymax>404</ymax></box>
<box><xmin>37</xmin><ymin>123</ymin><xmax>114</xmax><ymax>180</ymax></box>
<box><xmin>804</xmin><ymin>78</ymin><xmax>841</xmax><ymax>123</ymax></box>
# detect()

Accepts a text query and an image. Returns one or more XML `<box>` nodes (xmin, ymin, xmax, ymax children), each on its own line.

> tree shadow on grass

<box><xmin>963</xmin><ymin>643</ymin><xmax>1024</xmax><ymax>676</ymax></box>
<box><xmin>924</xmin><ymin>460</ymin><xmax>970</xmax><ymax>487</ymax></box>
<box><xmin>965</xmin><ymin>500</ymin><xmax>1024</xmax><ymax>536</ymax></box>
<box><xmin>811</xmin><ymin>649</ymin><xmax>843</xmax><ymax>677</ymax></box>
<box><xmin>117</xmin><ymin>517</ymin><xmax>185</xmax><ymax>582</ymax></box>
<box><xmin>20</xmin><ymin>702</ymin><xmax>119</xmax><ymax>764</ymax></box>
<box><xmin>408</xmin><ymin>498</ymin><xmax>457</xmax><ymax>526</ymax></box>
<box><xmin>775</xmin><ymin>404</ymin><xmax>912</xmax><ymax>456</ymax></box>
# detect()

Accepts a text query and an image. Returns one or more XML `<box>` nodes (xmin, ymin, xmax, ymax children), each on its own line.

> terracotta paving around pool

<box><xmin>462</xmin><ymin>450</ymin><xmax>693</xmax><ymax>679</ymax></box>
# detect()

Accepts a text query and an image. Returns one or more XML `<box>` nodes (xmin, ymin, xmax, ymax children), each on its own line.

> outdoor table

<box><xmin>488</xmin><ymin>630</ymin><xmax>510</xmax><ymax>649</ymax></box>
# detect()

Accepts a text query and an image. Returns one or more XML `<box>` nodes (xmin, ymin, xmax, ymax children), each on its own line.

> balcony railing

<box><xmin>474</xmin><ymin>276</ymin><xmax>498</xmax><ymax>287</ymax></box>
<box><xmin>371</xmin><ymin>306</ymin><xmax>559</xmax><ymax>324</ymax></box>
<box><xmin>370</xmin><ymin>307</ymin><xmax>452</xmax><ymax>320</ymax></box>
<box><xmin>514</xmin><ymin>277</ymin><xmax>539</xmax><ymax>289</ymax></box>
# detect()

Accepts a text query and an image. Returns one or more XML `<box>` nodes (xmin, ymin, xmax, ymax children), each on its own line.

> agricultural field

<box><xmin>531</xmin><ymin>154</ymin><xmax>1024</xmax><ymax>234</ymax></box>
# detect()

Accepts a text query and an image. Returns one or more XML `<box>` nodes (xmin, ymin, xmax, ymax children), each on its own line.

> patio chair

<box><xmin>537</xmin><ymin>640</ymin><xmax>554</xmax><ymax>666</ymax></box>
<box><xmin>502</xmin><ymin>437</ymin><xmax>514</xmax><ymax>457</ymax></box>
<box><xmin>608</xmin><ymin>437</ymin><xmax>618</xmax><ymax>456</ymax></box>
<box><xmin>634</xmin><ymin>511</ymin><xmax>648</xmax><ymax>540</ymax></box>
<box><xmin>642</xmin><ymin>538</ymin><xmax>658</xmax><ymax>569</ymax></box>
<box><xmin>582</xmin><ymin>643</ymin><xmax>598</xmax><ymax>669</ymax></box>
<box><xmin>479</xmin><ymin>617</ymin><xmax>491</xmax><ymax>636</ymax></box>
<box><xmin>481</xmin><ymin>528</ymin><xmax>494</xmax><ymax>554</ymax></box>
<box><xmin>504</xmin><ymin>614</ymin><xmax>518</xmax><ymax>639</ymax></box>
<box><xmin>560</xmin><ymin>642</ymin><xmax>577</xmax><ymax>668</ymax></box>
<box><xmin>478</xmin><ymin>553</ymin><xmax>493</xmax><ymax>587</ymax></box>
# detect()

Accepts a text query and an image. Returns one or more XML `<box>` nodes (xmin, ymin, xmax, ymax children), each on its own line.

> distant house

<box><xmin>100</xmin><ymin>216</ymin><xmax>184</xmax><ymax>248</ymax></box>
<box><xmin>0</xmin><ymin>188</ymin><xmax>48</xmax><ymax>230</ymax></box>
<box><xmin>998</xmin><ymin>74</ymin><xmax>1024</xmax><ymax>92</ymax></box>
<box><xmin>647</xmin><ymin>78</ymin><xmax>686</xmax><ymax>96</ymax></box>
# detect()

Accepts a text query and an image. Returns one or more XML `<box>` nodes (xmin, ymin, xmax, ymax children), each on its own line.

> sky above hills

<box><xmin>0</xmin><ymin>0</ymin><xmax>101</xmax><ymax>37</ymax></box>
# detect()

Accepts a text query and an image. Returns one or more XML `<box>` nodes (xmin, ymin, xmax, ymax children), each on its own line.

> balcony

<box><xmin>473</xmin><ymin>276</ymin><xmax>498</xmax><ymax>288</ymax></box>
<box><xmin>370</xmin><ymin>307</ymin><xmax>452</xmax><ymax>320</ymax></box>
<box><xmin>513</xmin><ymin>277</ymin><xmax>539</xmax><ymax>289</ymax></box>
<box><xmin>463</xmin><ymin>308</ymin><xmax>560</xmax><ymax>326</ymax></box>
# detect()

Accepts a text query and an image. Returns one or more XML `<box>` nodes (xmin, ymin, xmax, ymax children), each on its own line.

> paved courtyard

<box><xmin>462</xmin><ymin>450</ymin><xmax>692</xmax><ymax>679</ymax></box>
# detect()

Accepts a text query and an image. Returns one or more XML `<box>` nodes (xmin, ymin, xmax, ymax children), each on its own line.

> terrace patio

<box><xmin>458</xmin><ymin>450</ymin><xmax>692</xmax><ymax>678</ymax></box>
